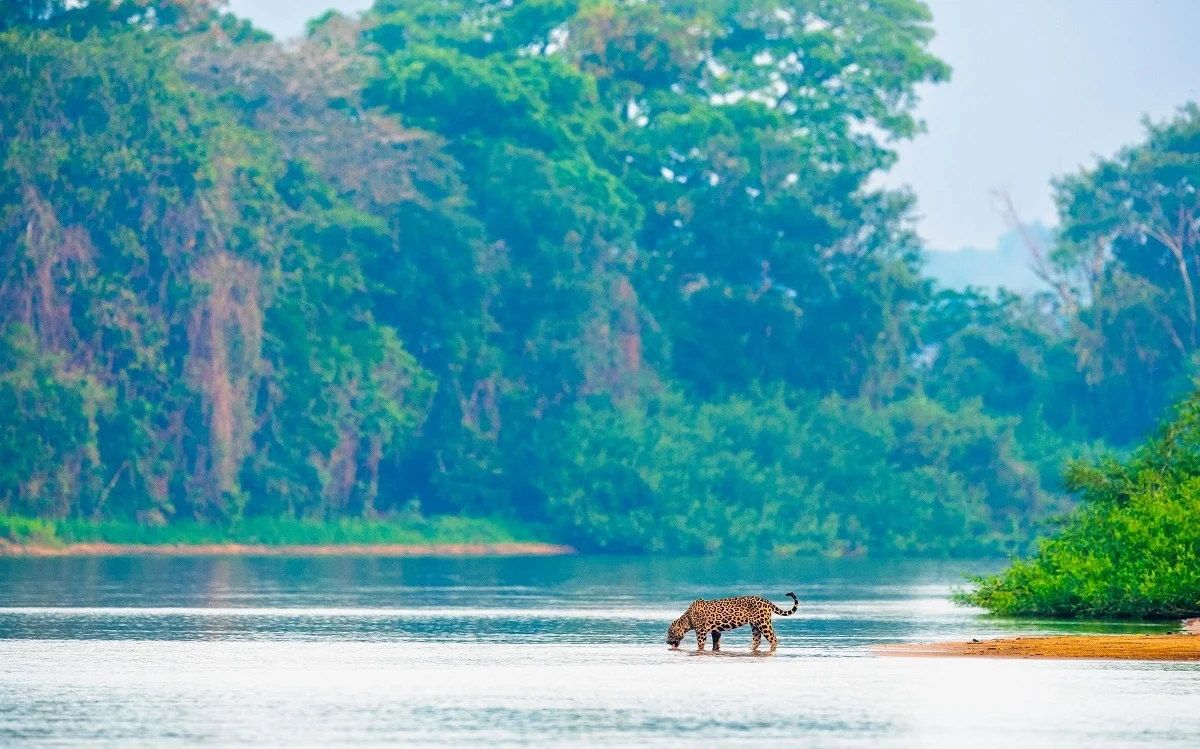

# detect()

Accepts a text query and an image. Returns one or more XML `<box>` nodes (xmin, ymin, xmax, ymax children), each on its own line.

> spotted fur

<box><xmin>666</xmin><ymin>592</ymin><xmax>798</xmax><ymax>652</ymax></box>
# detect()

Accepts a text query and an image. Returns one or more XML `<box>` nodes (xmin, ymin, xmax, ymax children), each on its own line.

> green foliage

<box><xmin>960</xmin><ymin>388</ymin><xmax>1200</xmax><ymax>618</ymax></box>
<box><xmin>568</xmin><ymin>0</ymin><xmax>947</xmax><ymax>399</ymax></box>
<box><xmin>7</xmin><ymin>0</ymin><xmax>1199</xmax><ymax>560</ymax></box>
<box><xmin>532</xmin><ymin>388</ymin><xmax>1057</xmax><ymax>556</ymax></box>
<box><xmin>0</xmin><ymin>1</ymin><xmax>220</xmax><ymax>33</ymax></box>
<box><xmin>0</xmin><ymin>514</ymin><xmax>59</xmax><ymax>545</ymax></box>
<box><xmin>0</xmin><ymin>25</ymin><xmax>433</xmax><ymax>523</ymax></box>
<box><xmin>0</xmin><ymin>325</ymin><xmax>110</xmax><ymax>516</ymax></box>
<box><xmin>365</xmin><ymin>1</ymin><xmax>651</xmax><ymax>516</ymax></box>
<box><xmin>1037</xmin><ymin>105</ymin><xmax>1200</xmax><ymax>445</ymax></box>
<box><xmin>355</xmin><ymin>0</ymin><xmax>959</xmax><ymax>522</ymax></box>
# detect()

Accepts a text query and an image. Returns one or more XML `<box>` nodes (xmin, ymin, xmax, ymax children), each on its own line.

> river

<box><xmin>1</xmin><ymin>556</ymin><xmax>1197</xmax><ymax>747</ymax></box>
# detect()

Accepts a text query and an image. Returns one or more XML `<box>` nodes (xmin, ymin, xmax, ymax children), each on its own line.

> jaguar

<box><xmin>666</xmin><ymin>592</ymin><xmax>798</xmax><ymax>652</ymax></box>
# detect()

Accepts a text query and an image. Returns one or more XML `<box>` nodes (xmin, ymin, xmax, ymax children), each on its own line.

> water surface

<box><xmin>0</xmin><ymin>556</ymin><xmax>1196</xmax><ymax>747</ymax></box>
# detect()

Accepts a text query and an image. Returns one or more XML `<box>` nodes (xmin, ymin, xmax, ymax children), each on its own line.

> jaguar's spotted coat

<box><xmin>666</xmin><ymin>592</ymin><xmax>798</xmax><ymax>652</ymax></box>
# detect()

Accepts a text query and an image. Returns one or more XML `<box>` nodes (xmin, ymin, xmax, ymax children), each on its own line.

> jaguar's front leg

<box><xmin>695</xmin><ymin>630</ymin><xmax>707</xmax><ymax>651</ymax></box>
<box><xmin>751</xmin><ymin>624</ymin><xmax>762</xmax><ymax>653</ymax></box>
<box><xmin>711</xmin><ymin>630</ymin><xmax>721</xmax><ymax>651</ymax></box>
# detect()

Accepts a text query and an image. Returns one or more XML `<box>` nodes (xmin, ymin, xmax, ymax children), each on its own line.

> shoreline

<box><xmin>875</xmin><ymin>633</ymin><xmax>1200</xmax><ymax>661</ymax></box>
<box><xmin>0</xmin><ymin>541</ymin><xmax>576</xmax><ymax>558</ymax></box>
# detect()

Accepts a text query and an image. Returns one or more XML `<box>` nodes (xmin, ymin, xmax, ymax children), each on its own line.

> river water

<box><xmin>0</xmin><ymin>556</ymin><xmax>1197</xmax><ymax>747</ymax></box>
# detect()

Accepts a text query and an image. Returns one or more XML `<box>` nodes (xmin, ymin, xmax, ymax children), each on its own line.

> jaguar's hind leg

<box><xmin>711</xmin><ymin>630</ymin><xmax>721</xmax><ymax>651</ymax></box>
<box><xmin>762</xmin><ymin>621</ymin><xmax>778</xmax><ymax>652</ymax></box>
<box><xmin>750</xmin><ymin>624</ymin><xmax>762</xmax><ymax>652</ymax></box>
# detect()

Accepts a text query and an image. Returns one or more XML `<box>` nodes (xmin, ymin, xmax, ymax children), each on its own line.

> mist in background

<box><xmin>892</xmin><ymin>1</ymin><xmax>1200</xmax><ymax>243</ymax></box>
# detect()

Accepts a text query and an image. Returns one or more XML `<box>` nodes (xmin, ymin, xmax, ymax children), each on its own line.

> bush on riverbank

<box><xmin>958</xmin><ymin>390</ymin><xmax>1200</xmax><ymax>618</ymax></box>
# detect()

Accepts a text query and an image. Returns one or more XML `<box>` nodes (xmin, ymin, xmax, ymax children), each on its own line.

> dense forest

<box><xmin>3</xmin><ymin>0</ymin><xmax>1200</xmax><ymax>556</ymax></box>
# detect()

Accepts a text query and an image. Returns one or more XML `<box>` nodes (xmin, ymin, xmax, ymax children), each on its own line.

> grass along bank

<box><xmin>0</xmin><ymin>513</ymin><xmax>570</xmax><ymax>556</ymax></box>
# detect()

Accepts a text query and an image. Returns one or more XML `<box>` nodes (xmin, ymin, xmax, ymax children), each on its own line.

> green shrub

<box><xmin>531</xmin><ymin>388</ymin><xmax>1059</xmax><ymax>556</ymax></box>
<box><xmin>959</xmin><ymin>389</ymin><xmax>1200</xmax><ymax>618</ymax></box>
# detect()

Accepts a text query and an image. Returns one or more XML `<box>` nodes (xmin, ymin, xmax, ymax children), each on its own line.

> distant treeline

<box><xmin>3</xmin><ymin>0</ymin><xmax>1200</xmax><ymax>555</ymax></box>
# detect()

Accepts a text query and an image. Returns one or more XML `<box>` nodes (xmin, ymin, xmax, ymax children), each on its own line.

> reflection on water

<box><xmin>0</xmin><ymin>556</ymin><xmax>1196</xmax><ymax>747</ymax></box>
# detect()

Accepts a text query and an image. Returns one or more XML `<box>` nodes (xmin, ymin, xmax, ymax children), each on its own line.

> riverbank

<box><xmin>875</xmin><ymin>633</ymin><xmax>1200</xmax><ymax>661</ymax></box>
<box><xmin>0</xmin><ymin>513</ymin><xmax>565</xmax><ymax>556</ymax></box>
<box><xmin>0</xmin><ymin>540</ymin><xmax>574</xmax><ymax>557</ymax></box>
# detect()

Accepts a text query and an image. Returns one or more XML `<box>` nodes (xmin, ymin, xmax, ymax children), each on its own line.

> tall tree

<box><xmin>1046</xmin><ymin>105</ymin><xmax>1200</xmax><ymax>444</ymax></box>
<box><xmin>0</xmin><ymin>23</ymin><xmax>432</xmax><ymax>521</ymax></box>
<box><xmin>365</xmin><ymin>0</ymin><xmax>651</xmax><ymax>515</ymax></box>
<box><xmin>560</xmin><ymin>0</ymin><xmax>948</xmax><ymax>397</ymax></box>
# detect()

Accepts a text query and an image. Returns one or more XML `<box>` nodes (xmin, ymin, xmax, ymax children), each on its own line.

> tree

<box><xmin>561</xmin><ymin>0</ymin><xmax>948</xmax><ymax>397</ymax></box>
<box><xmin>0</xmin><ymin>23</ymin><xmax>432</xmax><ymax>521</ymax></box>
<box><xmin>364</xmin><ymin>0</ymin><xmax>651</xmax><ymax>515</ymax></box>
<box><xmin>0</xmin><ymin>0</ymin><xmax>223</xmax><ymax>32</ymax></box>
<box><xmin>1042</xmin><ymin>105</ymin><xmax>1200</xmax><ymax>445</ymax></box>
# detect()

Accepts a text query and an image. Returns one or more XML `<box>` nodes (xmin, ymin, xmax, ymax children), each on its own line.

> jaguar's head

<box><xmin>666</xmin><ymin>613</ymin><xmax>690</xmax><ymax>649</ymax></box>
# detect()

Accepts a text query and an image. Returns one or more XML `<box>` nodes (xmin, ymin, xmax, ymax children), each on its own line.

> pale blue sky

<box><xmin>228</xmin><ymin>0</ymin><xmax>1200</xmax><ymax>252</ymax></box>
<box><xmin>885</xmin><ymin>0</ymin><xmax>1200</xmax><ymax>251</ymax></box>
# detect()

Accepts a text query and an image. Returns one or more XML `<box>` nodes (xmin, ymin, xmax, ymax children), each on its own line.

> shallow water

<box><xmin>0</xmin><ymin>556</ymin><xmax>1197</xmax><ymax>747</ymax></box>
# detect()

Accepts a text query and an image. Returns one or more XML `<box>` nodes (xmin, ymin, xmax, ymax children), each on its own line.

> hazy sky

<box><xmin>228</xmin><ymin>0</ymin><xmax>1200</xmax><ymax>252</ymax></box>
<box><xmin>886</xmin><ymin>0</ymin><xmax>1200</xmax><ymax>251</ymax></box>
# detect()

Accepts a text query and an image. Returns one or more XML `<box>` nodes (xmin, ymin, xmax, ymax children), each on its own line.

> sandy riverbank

<box><xmin>876</xmin><ymin>633</ymin><xmax>1200</xmax><ymax>661</ymax></box>
<box><xmin>0</xmin><ymin>541</ymin><xmax>576</xmax><ymax>558</ymax></box>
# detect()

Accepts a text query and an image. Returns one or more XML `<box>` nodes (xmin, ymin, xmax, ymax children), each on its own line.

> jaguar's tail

<box><xmin>771</xmin><ymin>592</ymin><xmax>799</xmax><ymax>616</ymax></box>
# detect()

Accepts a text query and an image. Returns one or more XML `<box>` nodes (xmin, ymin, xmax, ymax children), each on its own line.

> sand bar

<box><xmin>876</xmin><ymin>633</ymin><xmax>1200</xmax><ymax>661</ymax></box>
<box><xmin>0</xmin><ymin>541</ymin><xmax>576</xmax><ymax>558</ymax></box>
